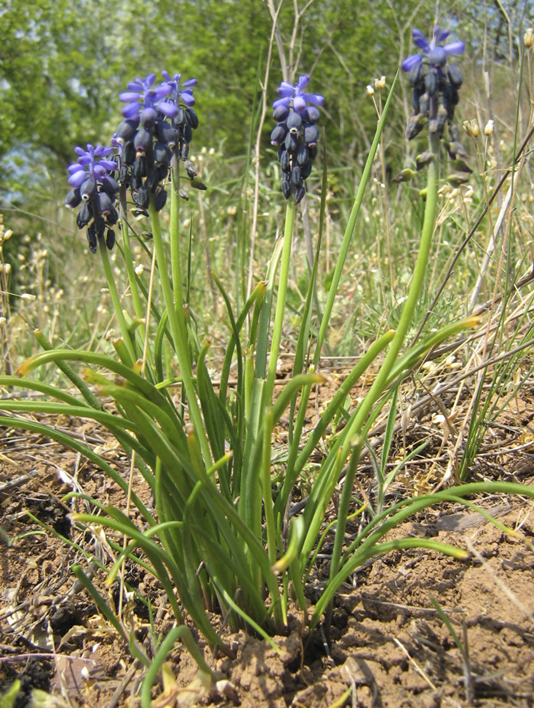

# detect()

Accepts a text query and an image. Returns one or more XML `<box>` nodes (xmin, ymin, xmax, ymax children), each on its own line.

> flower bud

<box><xmin>154</xmin><ymin>141</ymin><xmax>171</xmax><ymax>166</ymax></box>
<box><xmin>273</xmin><ymin>105</ymin><xmax>289</xmax><ymax>122</ymax></box>
<box><xmin>392</xmin><ymin>168</ymin><xmax>417</xmax><ymax>183</ymax></box>
<box><xmin>281</xmin><ymin>177</ymin><xmax>291</xmax><ymax>199</ymax></box>
<box><xmin>301</xmin><ymin>160</ymin><xmax>312</xmax><ymax>180</ymax></box>
<box><xmin>525</xmin><ymin>28</ymin><xmax>534</xmax><ymax>48</ymax></box>
<box><xmin>80</xmin><ymin>177</ymin><xmax>96</xmax><ymax>201</ymax></box>
<box><xmin>279</xmin><ymin>149</ymin><xmax>290</xmax><ymax>171</ymax></box>
<box><xmin>415</xmin><ymin>151</ymin><xmax>435</xmax><ymax>169</ymax></box>
<box><xmin>156</xmin><ymin>121</ymin><xmax>177</xmax><ymax>148</ymax></box>
<box><xmin>116</xmin><ymin>119</ymin><xmax>139</xmax><ymax>143</ymax></box>
<box><xmin>406</xmin><ymin>114</ymin><xmax>423</xmax><ymax>140</ymax></box>
<box><xmin>294</xmin><ymin>185</ymin><xmax>306</xmax><ymax>204</ymax></box>
<box><xmin>291</xmin><ymin>165</ymin><xmax>302</xmax><ymax>186</ymax></box>
<box><xmin>366</xmin><ymin>85</ymin><xmax>374</xmax><ymax>96</ymax></box>
<box><xmin>271</xmin><ymin>123</ymin><xmax>288</xmax><ymax>145</ymax></box>
<box><xmin>305</xmin><ymin>106</ymin><xmax>321</xmax><ymax>124</ymax></box>
<box><xmin>296</xmin><ymin>144</ymin><xmax>309</xmax><ymax>166</ymax></box>
<box><xmin>182</xmin><ymin>123</ymin><xmax>193</xmax><ymax>143</ymax></box>
<box><xmin>77</xmin><ymin>202</ymin><xmax>92</xmax><ymax>229</ymax></box>
<box><xmin>134</xmin><ymin>186</ymin><xmax>150</xmax><ymax>210</ymax></box>
<box><xmin>101</xmin><ymin>175</ymin><xmax>120</xmax><ymax>196</ymax></box>
<box><xmin>447</xmin><ymin>64</ymin><xmax>463</xmax><ymax>87</ymax></box>
<box><xmin>97</xmin><ymin>192</ymin><xmax>114</xmax><ymax>216</ymax></box>
<box><xmin>87</xmin><ymin>225</ymin><xmax>97</xmax><ymax>253</ymax></box>
<box><xmin>287</xmin><ymin>111</ymin><xmax>302</xmax><ymax>134</ymax></box>
<box><xmin>285</xmin><ymin>131</ymin><xmax>298</xmax><ymax>152</ymax></box>
<box><xmin>185</xmin><ymin>107</ymin><xmax>199</xmax><ymax>130</ymax></box>
<box><xmin>65</xmin><ymin>188</ymin><xmax>82</xmax><ymax>209</ymax></box>
<box><xmin>174</xmin><ymin>107</ymin><xmax>185</xmax><ymax>126</ymax></box>
<box><xmin>134</xmin><ymin>128</ymin><xmax>153</xmax><ymax>153</ymax></box>
<box><xmin>154</xmin><ymin>189</ymin><xmax>168</xmax><ymax>211</ymax></box>
<box><xmin>303</xmin><ymin>124</ymin><xmax>319</xmax><ymax>146</ymax></box>
<box><xmin>184</xmin><ymin>160</ymin><xmax>197</xmax><ymax>178</ymax></box>
<box><xmin>140</xmin><ymin>108</ymin><xmax>158</xmax><ymax>128</ymax></box>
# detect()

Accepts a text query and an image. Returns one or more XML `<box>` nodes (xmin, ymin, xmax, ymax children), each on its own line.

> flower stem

<box><xmin>170</xmin><ymin>160</ymin><xmax>185</xmax><ymax>316</ymax></box>
<box><xmin>148</xmin><ymin>199</ymin><xmax>212</xmax><ymax>465</ymax></box>
<box><xmin>264</xmin><ymin>199</ymin><xmax>296</xmax><ymax>405</ymax></box>
<box><xmin>329</xmin><ymin>131</ymin><xmax>440</xmax><ymax>583</ymax></box>
<box><xmin>98</xmin><ymin>237</ymin><xmax>136</xmax><ymax>364</ymax></box>
<box><xmin>119</xmin><ymin>188</ymin><xmax>145</xmax><ymax>336</ymax></box>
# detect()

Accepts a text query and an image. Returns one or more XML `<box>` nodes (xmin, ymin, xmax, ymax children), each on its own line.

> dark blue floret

<box><xmin>272</xmin><ymin>75</ymin><xmax>324</xmax><ymax>202</ymax></box>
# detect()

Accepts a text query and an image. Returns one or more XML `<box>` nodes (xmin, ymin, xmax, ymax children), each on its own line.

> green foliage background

<box><xmin>1</xmin><ymin>0</ymin><xmax>530</xmax><ymax>181</ymax></box>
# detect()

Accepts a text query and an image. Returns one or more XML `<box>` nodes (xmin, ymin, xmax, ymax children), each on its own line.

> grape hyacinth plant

<box><xmin>5</xmin><ymin>28</ymin><xmax>534</xmax><ymax>708</ymax></box>
<box><xmin>271</xmin><ymin>75</ymin><xmax>324</xmax><ymax>204</ymax></box>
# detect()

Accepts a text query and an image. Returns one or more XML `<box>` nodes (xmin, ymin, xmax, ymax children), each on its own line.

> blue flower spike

<box><xmin>401</xmin><ymin>26</ymin><xmax>465</xmax><ymax>141</ymax></box>
<box><xmin>272</xmin><ymin>75</ymin><xmax>324</xmax><ymax>204</ymax></box>
<box><xmin>66</xmin><ymin>144</ymin><xmax>119</xmax><ymax>253</ymax></box>
<box><xmin>113</xmin><ymin>70</ymin><xmax>202</xmax><ymax>215</ymax></box>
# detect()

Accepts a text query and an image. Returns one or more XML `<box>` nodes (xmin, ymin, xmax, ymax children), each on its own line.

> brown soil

<box><xmin>1</xmin><ymin>399</ymin><xmax>534</xmax><ymax>708</ymax></box>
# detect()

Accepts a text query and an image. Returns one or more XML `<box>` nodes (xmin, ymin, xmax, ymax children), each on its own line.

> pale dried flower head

<box><xmin>525</xmin><ymin>28</ymin><xmax>534</xmax><ymax>48</ymax></box>
<box><xmin>463</xmin><ymin>119</ymin><xmax>479</xmax><ymax>138</ymax></box>
<box><xmin>375</xmin><ymin>76</ymin><xmax>386</xmax><ymax>90</ymax></box>
<box><xmin>366</xmin><ymin>84</ymin><xmax>375</xmax><ymax>96</ymax></box>
<box><xmin>484</xmin><ymin>119</ymin><xmax>495</xmax><ymax>136</ymax></box>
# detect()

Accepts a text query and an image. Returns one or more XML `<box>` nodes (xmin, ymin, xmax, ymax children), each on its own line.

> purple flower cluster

<box><xmin>114</xmin><ymin>71</ymin><xmax>200</xmax><ymax>213</ymax></box>
<box><xmin>66</xmin><ymin>144</ymin><xmax>120</xmax><ymax>252</ymax></box>
<box><xmin>402</xmin><ymin>27</ymin><xmax>464</xmax><ymax>140</ymax></box>
<box><xmin>66</xmin><ymin>70</ymin><xmax>200</xmax><ymax>253</ymax></box>
<box><xmin>271</xmin><ymin>75</ymin><xmax>324</xmax><ymax>204</ymax></box>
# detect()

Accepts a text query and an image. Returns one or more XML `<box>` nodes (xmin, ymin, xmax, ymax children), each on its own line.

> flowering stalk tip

<box><xmin>65</xmin><ymin>144</ymin><xmax>119</xmax><ymax>253</ymax></box>
<box><xmin>114</xmin><ymin>70</ymin><xmax>201</xmax><ymax>215</ymax></box>
<box><xmin>402</xmin><ymin>26</ymin><xmax>465</xmax><ymax>142</ymax></box>
<box><xmin>271</xmin><ymin>75</ymin><xmax>324</xmax><ymax>204</ymax></box>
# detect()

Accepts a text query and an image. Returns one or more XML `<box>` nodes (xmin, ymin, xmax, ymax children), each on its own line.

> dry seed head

<box><xmin>375</xmin><ymin>76</ymin><xmax>386</xmax><ymax>90</ymax></box>
<box><xmin>366</xmin><ymin>84</ymin><xmax>375</xmax><ymax>96</ymax></box>
<box><xmin>463</xmin><ymin>119</ymin><xmax>479</xmax><ymax>138</ymax></box>
<box><xmin>525</xmin><ymin>28</ymin><xmax>534</xmax><ymax>48</ymax></box>
<box><xmin>4</xmin><ymin>263</ymin><xmax>11</xmax><ymax>275</ymax></box>
<box><xmin>484</xmin><ymin>119</ymin><xmax>494</xmax><ymax>136</ymax></box>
